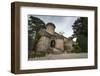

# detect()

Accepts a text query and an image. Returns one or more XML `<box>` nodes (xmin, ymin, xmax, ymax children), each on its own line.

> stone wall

<box><xmin>46</xmin><ymin>25</ymin><xmax>55</xmax><ymax>34</ymax></box>
<box><xmin>64</xmin><ymin>38</ymin><xmax>73</xmax><ymax>52</ymax></box>
<box><xmin>55</xmin><ymin>39</ymin><xmax>64</xmax><ymax>51</ymax></box>
<box><xmin>36</xmin><ymin>36</ymin><xmax>50</xmax><ymax>52</ymax></box>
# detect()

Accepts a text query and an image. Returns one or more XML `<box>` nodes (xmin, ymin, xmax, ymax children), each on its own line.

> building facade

<box><xmin>36</xmin><ymin>23</ymin><xmax>73</xmax><ymax>54</ymax></box>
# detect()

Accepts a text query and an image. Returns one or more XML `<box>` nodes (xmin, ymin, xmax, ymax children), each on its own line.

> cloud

<box><xmin>31</xmin><ymin>15</ymin><xmax>78</xmax><ymax>37</ymax></box>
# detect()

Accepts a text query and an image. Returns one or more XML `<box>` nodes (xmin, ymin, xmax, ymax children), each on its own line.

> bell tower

<box><xmin>46</xmin><ymin>23</ymin><xmax>56</xmax><ymax>34</ymax></box>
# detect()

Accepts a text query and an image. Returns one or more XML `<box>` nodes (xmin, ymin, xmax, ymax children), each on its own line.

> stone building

<box><xmin>36</xmin><ymin>23</ymin><xmax>73</xmax><ymax>54</ymax></box>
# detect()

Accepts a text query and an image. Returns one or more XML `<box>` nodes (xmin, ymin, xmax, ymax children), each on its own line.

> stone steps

<box><xmin>52</xmin><ymin>48</ymin><xmax>63</xmax><ymax>54</ymax></box>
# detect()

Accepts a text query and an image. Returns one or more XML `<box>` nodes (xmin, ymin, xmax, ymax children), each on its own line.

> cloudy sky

<box><xmin>31</xmin><ymin>15</ymin><xmax>79</xmax><ymax>37</ymax></box>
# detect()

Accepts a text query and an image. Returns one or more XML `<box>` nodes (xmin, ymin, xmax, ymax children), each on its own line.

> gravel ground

<box><xmin>29</xmin><ymin>53</ymin><xmax>88</xmax><ymax>60</ymax></box>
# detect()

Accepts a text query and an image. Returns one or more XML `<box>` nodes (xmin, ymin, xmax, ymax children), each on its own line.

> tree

<box><xmin>28</xmin><ymin>16</ymin><xmax>46</xmax><ymax>32</ymax></box>
<box><xmin>28</xmin><ymin>16</ymin><xmax>46</xmax><ymax>51</ymax></box>
<box><xmin>72</xmin><ymin>17</ymin><xmax>88</xmax><ymax>52</ymax></box>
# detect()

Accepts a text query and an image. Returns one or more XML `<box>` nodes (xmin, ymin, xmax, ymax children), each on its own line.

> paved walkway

<box><xmin>29</xmin><ymin>53</ymin><xmax>88</xmax><ymax>60</ymax></box>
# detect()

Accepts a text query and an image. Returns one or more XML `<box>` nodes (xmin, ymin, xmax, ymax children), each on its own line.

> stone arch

<box><xmin>50</xmin><ymin>40</ymin><xmax>56</xmax><ymax>48</ymax></box>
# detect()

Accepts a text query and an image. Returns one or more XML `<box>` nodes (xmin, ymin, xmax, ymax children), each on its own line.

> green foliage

<box><xmin>28</xmin><ymin>16</ymin><xmax>46</xmax><ymax>32</ymax></box>
<box><xmin>72</xmin><ymin>17</ymin><xmax>88</xmax><ymax>52</ymax></box>
<box><xmin>64</xmin><ymin>46</ymin><xmax>70</xmax><ymax>51</ymax></box>
<box><xmin>72</xmin><ymin>17</ymin><xmax>88</xmax><ymax>37</ymax></box>
<box><xmin>28</xmin><ymin>16</ymin><xmax>46</xmax><ymax>51</ymax></box>
<box><xmin>64</xmin><ymin>45</ymin><xmax>73</xmax><ymax>53</ymax></box>
<box><xmin>35</xmin><ymin>51</ymin><xmax>46</xmax><ymax>57</ymax></box>
<box><xmin>77</xmin><ymin>35</ymin><xmax>88</xmax><ymax>52</ymax></box>
<box><xmin>33</xmin><ymin>33</ymin><xmax>41</xmax><ymax>51</ymax></box>
<box><xmin>29</xmin><ymin>51</ymin><xmax>46</xmax><ymax>58</ymax></box>
<box><xmin>72</xmin><ymin>45</ymin><xmax>81</xmax><ymax>53</ymax></box>
<box><xmin>28</xmin><ymin>35</ymin><xmax>35</xmax><ymax>50</ymax></box>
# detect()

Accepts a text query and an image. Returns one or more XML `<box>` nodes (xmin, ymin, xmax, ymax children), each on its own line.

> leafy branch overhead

<box><xmin>72</xmin><ymin>17</ymin><xmax>88</xmax><ymax>37</ymax></box>
<box><xmin>28</xmin><ymin>16</ymin><xmax>46</xmax><ymax>32</ymax></box>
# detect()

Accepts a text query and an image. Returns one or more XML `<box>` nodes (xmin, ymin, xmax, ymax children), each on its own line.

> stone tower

<box><xmin>46</xmin><ymin>23</ymin><xmax>56</xmax><ymax>34</ymax></box>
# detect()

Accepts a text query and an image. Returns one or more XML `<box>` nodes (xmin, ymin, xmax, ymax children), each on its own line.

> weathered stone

<box><xmin>36</xmin><ymin>23</ymin><xmax>73</xmax><ymax>54</ymax></box>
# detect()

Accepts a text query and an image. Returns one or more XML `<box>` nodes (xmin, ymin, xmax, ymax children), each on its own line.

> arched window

<box><xmin>50</xmin><ymin>40</ymin><xmax>56</xmax><ymax>48</ymax></box>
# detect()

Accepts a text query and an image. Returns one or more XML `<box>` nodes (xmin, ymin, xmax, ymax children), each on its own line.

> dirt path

<box><xmin>29</xmin><ymin>53</ymin><xmax>88</xmax><ymax>60</ymax></box>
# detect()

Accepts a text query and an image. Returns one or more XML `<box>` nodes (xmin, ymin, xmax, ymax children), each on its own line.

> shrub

<box><xmin>34</xmin><ymin>51</ymin><xmax>46</xmax><ymax>57</ymax></box>
<box><xmin>72</xmin><ymin>45</ymin><xmax>81</xmax><ymax>53</ymax></box>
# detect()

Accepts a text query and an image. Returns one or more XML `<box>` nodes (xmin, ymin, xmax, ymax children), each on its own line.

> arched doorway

<box><xmin>50</xmin><ymin>40</ymin><xmax>56</xmax><ymax>48</ymax></box>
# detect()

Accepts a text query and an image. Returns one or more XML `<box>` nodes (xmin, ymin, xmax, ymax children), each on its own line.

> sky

<box><xmin>30</xmin><ymin>15</ymin><xmax>79</xmax><ymax>37</ymax></box>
